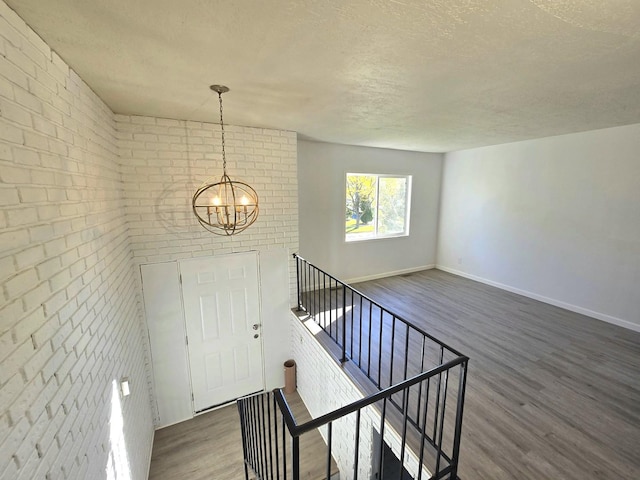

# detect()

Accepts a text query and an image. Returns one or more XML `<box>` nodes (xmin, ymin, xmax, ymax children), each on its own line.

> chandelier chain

<box><xmin>192</xmin><ymin>84</ymin><xmax>259</xmax><ymax>235</ymax></box>
<box><xmin>218</xmin><ymin>90</ymin><xmax>226</xmax><ymax>173</ymax></box>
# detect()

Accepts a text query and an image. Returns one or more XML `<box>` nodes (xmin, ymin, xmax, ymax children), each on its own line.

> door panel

<box><xmin>141</xmin><ymin>262</ymin><xmax>193</xmax><ymax>427</ymax></box>
<box><xmin>181</xmin><ymin>252</ymin><xmax>263</xmax><ymax>411</ymax></box>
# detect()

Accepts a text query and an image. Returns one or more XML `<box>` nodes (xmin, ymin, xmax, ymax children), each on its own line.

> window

<box><xmin>345</xmin><ymin>173</ymin><xmax>411</xmax><ymax>242</ymax></box>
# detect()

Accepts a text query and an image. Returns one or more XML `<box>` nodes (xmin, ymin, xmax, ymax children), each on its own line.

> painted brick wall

<box><xmin>115</xmin><ymin>115</ymin><xmax>299</xmax><ymax>306</ymax></box>
<box><xmin>0</xmin><ymin>1</ymin><xmax>300</xmax><ymax>477</ymax></box>
<box><xmin>291</xmin><ymin>315</ymin><xmax>374</xmax><ymax>479</ymax></box>
<box><xmin>0</xmin><ymin>2</ymin><xmax>154</xmax><ymax>479</ymax></box>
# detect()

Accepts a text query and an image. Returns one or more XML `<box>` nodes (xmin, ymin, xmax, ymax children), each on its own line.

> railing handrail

<box><xmin>273</xmin><ymin>355</ymin><xmax>468</xmax><ymax>437</ymax></box>
<box><xmin>292</xmin><ymin>253</ymin><xmax>465</xmax><ymax>358</ymax></box>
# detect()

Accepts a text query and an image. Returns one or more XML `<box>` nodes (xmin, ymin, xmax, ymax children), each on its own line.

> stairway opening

<box><xmin>372</xmin><ymin>430</ymin><xmax>414</xmax><ymax>479</ymax></box>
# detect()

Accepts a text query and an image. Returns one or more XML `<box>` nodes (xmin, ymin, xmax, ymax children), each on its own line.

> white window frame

<box><xmin>345</xmin><ymin>172</ymin><xmax>412</xmax><ymax>242</ymax></box>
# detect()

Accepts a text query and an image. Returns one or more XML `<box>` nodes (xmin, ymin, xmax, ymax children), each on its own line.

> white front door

<box><xmin>180</xmin><ymin>252</ymin><xmax>264</xmax><ymax>412</ymax></box>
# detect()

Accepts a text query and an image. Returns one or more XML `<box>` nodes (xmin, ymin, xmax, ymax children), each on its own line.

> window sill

<box><xmin>345</xmin><ymin>233</ymin><xmax>409</xmax><ymax>244</ymax></box>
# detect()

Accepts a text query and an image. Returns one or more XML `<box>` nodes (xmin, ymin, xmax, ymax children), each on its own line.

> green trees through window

<box><xmin>345</xmin><ymin>173</ymin><xmax>411</xmax><ymax>241</ymax></box>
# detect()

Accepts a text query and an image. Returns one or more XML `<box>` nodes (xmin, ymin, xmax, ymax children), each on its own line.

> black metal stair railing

<box><xmin>237</xmin><ymin>391</ymin><xmax>291</xmax><ymax>480</ymax></box>
<box><xmin>238</xmin><ymin>355</ymin><xmax>467</xmax><ymax>480</ymax></box>
<box><xmin>237</xmin><ymin>254</ymin><xmax>469</xmax><ymax>480</ymax></box>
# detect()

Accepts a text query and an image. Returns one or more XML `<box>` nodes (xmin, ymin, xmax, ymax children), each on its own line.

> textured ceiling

<box><xmin>5</xmin><ymin>0</ymin><xmax>640</xmax><ymax>152</ymax></box>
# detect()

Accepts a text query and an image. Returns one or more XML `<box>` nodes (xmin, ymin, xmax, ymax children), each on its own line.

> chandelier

<box><xmin>192</xmin><ymin>85</ymin><xmax>259</xmax><ymax>235</ymax></box>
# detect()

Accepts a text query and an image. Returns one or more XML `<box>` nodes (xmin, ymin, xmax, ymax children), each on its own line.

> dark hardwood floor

<box><xmin>349</xmin><ymin>269</ymin><xmax>640</xmax><ymax>480</ymax></box>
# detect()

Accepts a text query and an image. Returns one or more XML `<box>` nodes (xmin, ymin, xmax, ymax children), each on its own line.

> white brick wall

<box><xmin>292</xmin><ymin>315</ymin><xmax>374</xmax><ymax>480</ymax></box>
<box><xmin>115</xmin><ymin>114</ymin><xmax>299</xmax><ymax>306</ymax></box>
<box><xmin>0</xmin><ymin>2</ymin><xmax>154</xmax><ymax>479</ymax></box>
<box><xmin>1</xmin><ymin>1</ymin><xmax>301</xmax><ymax>477</ymax></box>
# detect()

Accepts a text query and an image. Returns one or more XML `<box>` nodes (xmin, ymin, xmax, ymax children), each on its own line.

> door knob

<box><xmin>254</xmin><ymin>334</ymin><xmax>259</xmax><ymax>339</ymax></box>
<box><xmin>252</xmin><ymin>324</ymin><xmax>260</xmax><ymax>330</ymax></box>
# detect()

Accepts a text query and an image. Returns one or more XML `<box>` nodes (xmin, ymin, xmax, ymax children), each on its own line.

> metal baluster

<box><xmin>245</xmin><ymin>399</ymin><xmax>253</xmax><ymax>473</ymax></box>
<box><xmin>318</xmin><ymin>268</ymin><xmax>322</xmax><ymax>323</ymax></box>
<box><xmin>341</xmin><ymin>283</ymin><xmax>347</xmax><ymax>362</ymax></box>
<box><xmin>267</xmin><ymin>394</ymin><xmax>274</xmax><ymax>480</ymax></box>
<box><xmin>282</xmin><ymin>407</ymin><xmax>287</xmax><ymax>480</ymax></box>
<box><xmin>358</xmin><ymin>295</ymin><xmax>363</xmax><ymax>368</ymax></box>
<box><xmin>260</xmin><ymin>394</ymin><xmax>268</xmax><ymax>477</ymax></box>
<box><xmin>253</xmin><ymin>396</ymin><xmax>260</xmax><ymax>477</ymax></box>
<box><xmin>308</xmin><ymin>263</ymin><xmax>312</xmax><ymax>315</ymax></box>
<box><xmin>450</xmin><ymin>361</ymin><xmax>468</xmax><ymax>480</ymax></box>
<box><xmin>329</xmin><ymin>278</ymin><xmax>333</xmax><ymax>338</ymax></box>
<box><xmin>245</xmin><ymin>398</ymin><xmax>252</xmax><ymax>474</ymax></box>
<box><xmin>317</xmin><ymin>267</ymin><xmax>321</xmax><ymax>323</ymax></box>
<box><xmin>326</xmin><ymin>422</ymin><xmax>333</xmax><ymax>480</ymax></box>
<box><xmin>402</xmin><ymin>324</ymin><xmax>410</xmax><ymax>408</ymax></box>
<box><xmin>377</xmin><ymin>398</ymin><xmax>387</xmax><ymax>479</ymax></box>
<box><xmin>273</xmin><ymin>395</ymin><xmax>280</xmax><ymax>480</ymax></box>
<box><xmin>248</xmin><ymin>397</ymin><xmax>257</xmax><ymax>474</ymax></box>
<box><xmin>292</xmin><ymin>436</ymin><xmax>300</xmax><ymax>480</ymax></box>
<box><xmin>311</xmin><ymin>266</ymin><xmax>316</xmax><ymax>321</ymax></box>
<box><xmin>353</xmin><ymin>409</ymin><xmax>361</xmax><ymax>480</ymax></box>
<box><xmin>367</xmin><ymin>301</ymin><xmax>373</xmax><ymax>375</ymax></box>
<box><xmin>295</xmin><ymin>256</ymin><xmax>301</xmax><ymax>311</ymax></box>
<box><xmin>433</xmin><ymin>346</ymin><xmax>444</xmax><ymax>440</ymax></box>
<box><xmin>323</xmin><ymin>272</ymin><xmax>327</xmax><ymax>330</ymax></box>
<box><xmin>301</xmin><ymin>260</ymin><xmax>306</xmax><ymax>313</ymax></box>
<box><xmin>237</xmin><ymin>401</ymin><xmax>249</xmax><ymax>480</ymax></box>
<box><xmin>350</xmin><ymin>288</ymin><xmax>354</xmax><ymax>359</ymax></box>
<box><xmin>300</xmin><ymin>261</ymin><xmax>307</xmax><ymax>311</ymax></box>
<box><xmin>375</xmin><ymin>304</ymin><xmax>381</xmax><ymax>385</ymax></box>
<box><xmin>435</xmin><ymin>371</ymin><xmax>449</xmax><ymax>476</ymax></box>
<box><xmin>417</xmin><ymin>376</ymin><xmax>430</xmax><ymax>480</ymax></box>
<box><xmin>416</xmin><ymin>337</ymin><xmax>426</xmax><ymax>425</ymax></box>
<box><xmin>305</xmin><ymin>262</ymin><xmax>310</xmax><ymax>314</ymax></box>
<box><xmin>399</xmin><ymin>386</ymin><xmax>411</xmax><ymax>480</ymax></box>
<box><xmin>315</xmin><ymin>267</ymin><xmax>319</xmax><ymax>323</ymax></box>
<box><xmin>389</xmin><ymin>315</ymin><xmax>396</xmax><ymax>391</ymax></box>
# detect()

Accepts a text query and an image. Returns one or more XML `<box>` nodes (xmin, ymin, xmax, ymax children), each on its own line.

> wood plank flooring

<box><xmin>149</xmin><ymin>392</ymin><xmax>337</xmax><ymax>480</ymax></box>
<box><xmin>150</xmin><ymin>268</ymin><xmax>639</xmax><ymax>479</ymax></box>
<box><xmin>350</xmin><ymin>269</ymin><xmax>640</xmax><ymax>480</ymax></box>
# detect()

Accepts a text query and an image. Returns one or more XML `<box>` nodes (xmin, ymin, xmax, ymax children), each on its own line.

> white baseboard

<box><xmin>436</xmin><ymin>265</ymin><xmax>640</xmax><ymax>333</ymax></box>
<box><xmin>344</xmin><ymin>264</ymin><xmax>435</xmax><ymax>285</ymax></box>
